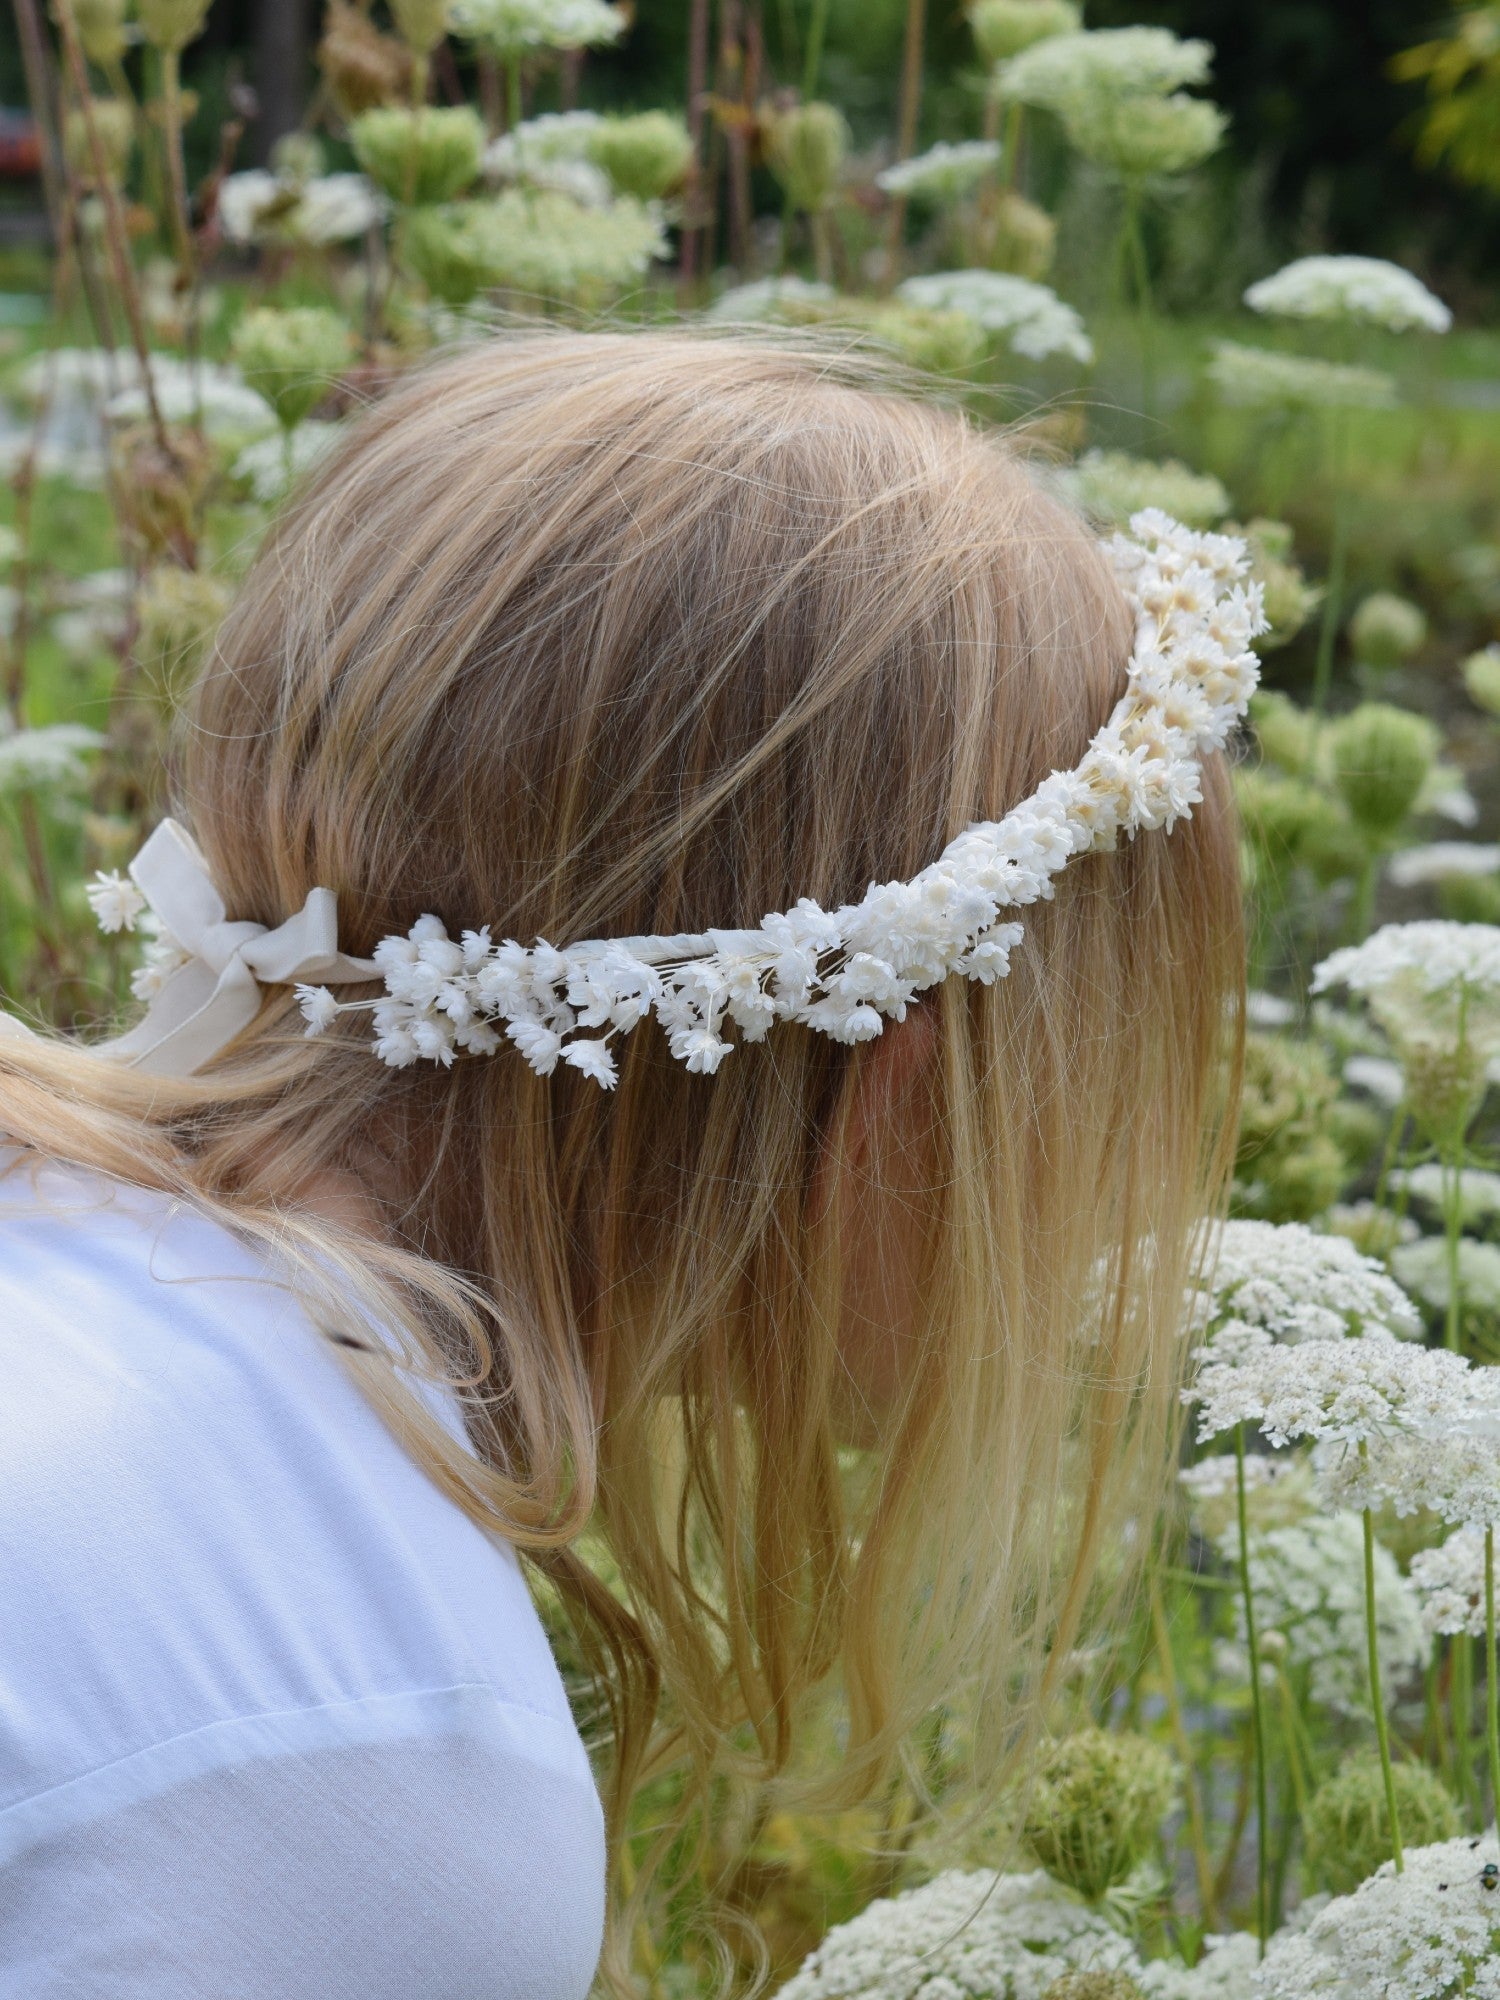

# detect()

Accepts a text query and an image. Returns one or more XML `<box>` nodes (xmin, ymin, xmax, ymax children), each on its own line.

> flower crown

<box><xmin>71</xmin><ymin>510</ymin><xmax>1265</xmax><ymax>1089</ymax></box>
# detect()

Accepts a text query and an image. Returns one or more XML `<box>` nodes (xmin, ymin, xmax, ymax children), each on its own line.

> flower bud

<box><xmin>1303</xmin><ymin>1756</ymin><xmax>1456</xmax><ymax>1897</ymax></box>
<box><xmin>63</xmin><ymin>100</ymin><xmax>133</xmax><ymax>185</ymax></box>
<box><xmin>1069</xmin><ymin>91</ymin><xmax>1225</xmax><ymax>180</ymax></box>
<box><xmin>1463</xmin><ymin>643</ymin><xmax>1500</xmax><ymax>718</ymax></box>
<box><xmin>1328</xmin><ymin>702</ymin><xmax>1439</xmax><ymax>840</ymax></box>
<box><xmin>389</xmin><ymin>0</ymin><xmax>449</xmax><ymax>53</ymax></box>
<box><xmin>350</xmin><ymin>105</ymin><xmax>483</xmax><ymax>206</ymax></box>
<box><xmin>589</xmin><ymin>110</ymin><xmax>693</xmax><ymax>201</ymax></box>
<box><xmin>1021</xmin><ymin>1727</ymin><xmax>1176</xmax><ymax>1902</ymax></box>
<box><xmin>136</xmin><ymin>0</ymin><xmax>211</xmax><ymax>53</ymax></box>
<box><xmin>1041</xmin><ymin>1976</ymin><xmax>1144</xmax><ymax>2000</ymax></box>
<box><xmin>134</xmin><ymin>565</ymin><xmax>232</xmax><ymax>713</ymax></box>
<box><xmin>867</xmin><ymin>304</ymin><xmax>987</xmax><ymax>374</ymax></box>
<box><xmin>230</xmin><ymin>306</ymin><xmax>352</xmax><ymax>432</ymax></box>
<box><xmin>1249</xmin><ymin>689</ymin><xmax>1317</xmax><ymax>775</ymax></box>
<box><xmin>988</xmin><ymin>186</ymin><xmax>1056</xmax><ymax>278</ymax></box>
<box><xmin>761</xmin><ymin>100</ymin><xmax>850</xmax><ymax>214</ymax></box>
<box><xmin>71</xmin><ymin>0</ymin><xmax>128</xmax><ymax>65</ymax></box>
<box><xmin>1348</xmin><ymin>590</ymin><xmax>1427</xmax><ymax>670</ymax></box>
<box><xmin>270</xmin><ymin>131</ymin><xmax>326</xmax><ymax>184</ymax></box>
<box><xmin>970</xmin><ymin>0</ymin><xmax>1080</xmax><ymax>65</ymax></box>
<box><xmin>399</xmin><ymin>202</ymin><xmax>497</xmax><ymax>304</ymax></box>
<box><xmin>1241</xmin><ymin>519</ymin><xmax>1318</xmax><ymax>652</ymax></box>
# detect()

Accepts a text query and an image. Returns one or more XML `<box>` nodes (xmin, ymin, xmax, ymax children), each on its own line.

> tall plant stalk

<box><xmin>884</xmin><ymin>0</ymin><xmax>926</xmax><ymax>277</ymax></box>
<box><xmin>1235</xmin><ymin>1425</ymin><xmax>1270</xmax><ymax>1954</ymax></box>
<box><xmin>1487</xmin><ymin>1527</ymin><xmax>1500</xmax><ymax>1829</ymax></box>
<box><xmin>1361</xmin><ymin>1482</ymin><xmax>1404</xmax><ymax>1872</ymax></box>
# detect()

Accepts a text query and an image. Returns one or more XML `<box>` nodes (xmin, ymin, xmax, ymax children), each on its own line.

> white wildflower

<box><xmin>1410</xmin><ymin>1525</ymin><xmax>1491</xmax><ymax>1640</ymax></box>
<box><xmin>448</xmin><ymin>0</ymin><xmax>625</xmax><ymax>54</ymax></box>
<box><xmin>998</xmin><ymin>26</ymin><xmax>1213</xmax><ymax>111</ymax></box>
<box><xmin>704</xmin><ymin>274</ymin><xmax>837</xmax><ymax>321</ymax></box>
<box><xmin>0</xmin><ymin>722</ymin><xmax>104</xmax><ymax>792</ymax></box>
<box><xmin>1200</xmin><ymin>1218</ymin><xmax>1422</xmax><ymax>1345</ymax></box>
<box><xmin>775</xmin><ymin>1867</ymin><xmax>1145</xmax><ymax>1999</ymax></box>
<box><xmin>1389</xmin><ymin>844</ymin><xmax>1500</xmax><ymax>889</ymax></box>
<box><xmin>1253</xmin><ymin>1835</ymin><xmax>1500</xmax><ymax>1998</ymax></box>
<box><xmin>1186</xmin><ymin>1329</ymin><xmax>1474</xmax><ymax>1450</ymax></box>
<box><xmin>1392</xmin><ymin>1165</ymin><xmax>1500</xmax><ymax>1231</ymax></box>
<box><xmin>1140</xmin><ymin>1933</ymin><xmax>1261</xmax><ymax>1999</ymax></box>
<box><xmin>559</xmin><ymin>1038</ymin><xmax>618</xmax><ymax>1089</ymax></box>
<box><xmin>1064</xmin><ymin>449</ymin><xmax>1231</xmax><ymax>531</ymax></box>
<box><xmin>1206</xmin><ymin>339</ymin><xmax>1398</xmax><ymax>411</ymax></box>
<box><xmin>1245</xmin><ymin>255</ymin><xmax>1452</xmax><ymax>335</ymax></box>
<box><xmin>1216</xmin><ymin>1512</ymin><xmax>1424</xmax><ymax>1718</ymax></box>
<box><xmin>295</xmin><ymin>984</ymin><xmax>341</xmax><ymax>1035</ymax></box>
<box><xmin>85</xmin><ymin>869</ymin><xmax>147</xmax><ymax>933</ymax></box>
<box><xmin>875</xmin><ymin>138</ymin><xmax>1001</xmax><ymax>199</ymax></box>
<box><xmin>232</xmin><ymin>422</ymin><xmax>342</xmax><ymax>504</ymax></box>
<box><xmin>895</xmin><ymin>269</ymin><xmax>1093</xmax><ymax>361</ymax></box>
<box><xmin>216</xmin><ymin>170</ymin><xmax>386</xmax><ymax>247</ymax></box>
<box><xmin>1343</xmin><ymin>1053</ymin><xmax>1406</xmax><ymax>1106</ymax></box>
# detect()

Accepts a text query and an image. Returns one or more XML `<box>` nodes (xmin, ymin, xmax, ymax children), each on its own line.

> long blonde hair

<box><xmin>0</xmin><ymin>331</ymin><xmax>1242</xmax><ymax>1994</ymax></box>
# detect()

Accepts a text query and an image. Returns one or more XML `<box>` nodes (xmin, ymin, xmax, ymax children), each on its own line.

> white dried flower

<box><xmin>1410</xmin><ymin>1525</ymin><xmax>1490</xmax><ymax>1640</ymax></box>
<box><xmin>1253</xmin><ymin>1835</ymin><xmax>1500</xmax><ymax>1997</ymax></box>
<box><xmin>775</xmin><ymin>1868</ymin><xmax>1145</xmax><ymax>1999</ymax></box>
<box><xmin>1245</xmin><ymin>255</ymin><xmax>1452</xmax><ymax>335</ymax></box>
<box><xmin>86</xmin><ymin>869</ymin><xmax>147</xmax><ymax>933</ymax></box>
<box><xmin>875</xmin><ymin>138</ymin><xmax>1001</xmax><ymax>199</ymax></box>
<box><xmin>1206</xmin><ymin>339</ymin><xmax>1398</xmax><ymax>412</ymax></box>
<box><xmin>895</xmin><ymin>269</ymin><xmax>1093</xmax><ymax>361</ymax></box>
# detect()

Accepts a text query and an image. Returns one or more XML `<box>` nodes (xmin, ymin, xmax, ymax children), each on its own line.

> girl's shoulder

<box><xmin>0</xmin><ymin>1146</ymin><xmax>605</xmax><ymax>1998</ymax></box>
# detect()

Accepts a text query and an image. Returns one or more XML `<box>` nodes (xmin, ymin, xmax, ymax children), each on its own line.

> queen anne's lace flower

<box><xmin>998</xmin><ymin>26</ymin><xmax>1213</xmax><ymax>111</ymax></box>
<box><xmin>215</xmin><ymin>170</ymin><xmax>386</xmax><ymax>247</ymax></box>
<box><xmin>278</xmin><ymin>513</ymin><xmax>1263</xmax><ymax>1084</ymax></box>
<box><xmin>448</xmin><ymin>0</ymin><xmax>625</xmax><ymax>53</ymax></box>
<box><xmin>1253</xmin><ymin>1835</ymin><xmax>1500</xmax><ymax>1998</ymax></box>
<box><xmin>875</xmin><ymin>138</ymin><xmax>1001</xmax><ymax>198</ymax></box>
<box><xmin>1206</xmin><ymin>339</ymin><xmax>1398</xmax><ymax>412</ymax></box>
<box><xmin>1389</xmin><ymin>844</ymin><xmax>1500</xmax><ymax>889</ymax></box>
<box><xmin>895</xmin><ymin>269</ymin><xmax>1094</xmax><ymax>361</ymax></box>
<box><xmin>0</xmin><ymin>723</ymin><xmax>105</xmax><ymax>793</ymax></box>
<box><xmin>775</xmin><ymin>1869</ymin><xmax>1145</xmax><ymax>1999</ymax></box>
<box><xmin>1186</xmin><ymin>1330</ymin><xmax>1474</xmax><ymax>1451</ymax></box>
<box><xmin>1410</xmin><ymin>1525</ymin><xmax>1491</xmax><ymax>1640</ymax></box>
<box><xmin>1199</xmin><ymin>1219</ymin><xmax>1423</xmax><ymax>1346</ymax></box>
<box><xmin>704</xmin><ymin>274</ymin><xmax>837</xmax><ymax>321</ymax></box>
<box><xmin>1244</xmin><ymin>255</ymin><xmax>1452</xmax><ymax>335</ymax></box>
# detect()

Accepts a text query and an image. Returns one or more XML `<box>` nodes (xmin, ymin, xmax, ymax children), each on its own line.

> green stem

<box><xmin>505</xmin><ymin>57</ymin><xmax>523</xmax><ymax>135</ymax></box>
<box><xmin>159</xmin><ymin>46</ymin><xmax>194</xmax><ymax>270</ymax></box>
<box><xmin>1122</xmin><ymin>179</ymin><xmax>1154</xmax><ymax>418</ymax></box>
<box><xmin>1457</xmin><ymin>1632</ymin><xmax>1478</xmax><ymax>1821</ymax></box>
<box><xmin>1000</xmin><ymin>98</ymin><xmax>1023</xmax><ymax>190</ymax></box>
<box><xmin>1362</xmin><ymin>1491</ymin><xmax>1403</xmax><ymax>1871</ymax></box>
<box><xmin>1149</xmin><ymin>1574</ymin><xmax>1219</xmax><ymax>1927</ymax></box>
<box><xmin>802</xmin><ymin>0</ymin><xmax>831</xmax><ymax>100</ymax></box>
<box><xmin>1236</xmin><ymin>1426</ymin><xmax>1270</xmax><ymax>1954</ymax></box>
<box><xmin>1308</xmin><ymin>409</ymin><xmax>1352</xmax><ymax>727</ymax></box>
<box><xmin>1487</xmin><ymin>1526</ymin><xmax>1500</xmax><ymax>1829</ymax></box>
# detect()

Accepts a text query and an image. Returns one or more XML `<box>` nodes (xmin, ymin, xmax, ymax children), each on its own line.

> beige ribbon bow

<box><xmin>0</xmin><ymin>818</ymin><xmax>379</xmax><ymax>1077</ymax></box>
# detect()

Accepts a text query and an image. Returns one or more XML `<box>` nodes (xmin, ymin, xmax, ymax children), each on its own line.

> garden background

<box><xmin>3</xmin><ymin>0</ymin><xmax>1500</xmax><ymax>1995</ymax></box>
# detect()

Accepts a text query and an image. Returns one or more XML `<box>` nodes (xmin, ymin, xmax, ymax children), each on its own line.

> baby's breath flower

<box><xmin>1244</xmin><ymin>255</ymin><xmax>1452</xmax><ymax>334</ymax></box>
<box><xmin>1410</xmin><ymin>1524</ymin><xmax>1490</xmax><ymax>1639</ymax></box>
<box><xmin>895</xmin><ymin>269</ymin><xmax>1093</xmax><ymax>361</ymax></box>
<box><xmin>1205</xmin><ymin>339</ymin><xmax>1398</xmax><ymax>411</ymax></box>
<box><xmin>775</xmin><ymin>1868</ymin><xmax>1145</xmax><ymax>1999</ymax></box>
<box><xmin>875</xmin><ymin>137</ymin><xmax>1001</xmax><ymax>199</ymax></box>
<box><xmin>1253</xmin><ymin>1835</ymin><xmax>1500</xmax><ymax>1997</ymax></box>
<box><xmin>86</xmin><ymin>869</ymin><xmax>147</xmax><ymax>933</ymax></box>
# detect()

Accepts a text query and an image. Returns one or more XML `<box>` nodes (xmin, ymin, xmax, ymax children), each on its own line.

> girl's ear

<box><xmin>842</xmin><ymin>996</ymin><xmax>942</xmax><ymax>1172</ymax></box>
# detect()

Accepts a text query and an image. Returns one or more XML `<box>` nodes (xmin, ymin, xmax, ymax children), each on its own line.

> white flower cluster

<box><xmin>1200</xmin><ymin>1218</ymin><xmax>1423</xmax><ymax>1346</ymax></box>
<box><xmin>895</xmin><ymin>269</ymin><xmax>1094</xmax><ymax>361</ymax></box>
<box><xmin>1389</xmin><ymin>844</ymin><xmax>1500</xmax><ymax>889</ymax></box>
<box><xmin>1316</xmin><ymin>1377</ymin><xmax>1500</xmax><ymax>1531</ymax></box>
<box><xmin>482</xmin><ymin>111</ymin><xmax>613</xmax><ymax>205</ymax></box>
<box><xmin>1179</xmin><ymin>1450</ymin><xmax>1314</xmax><ymax>1541</ymax></box>
<box><xmin>215</xmin><ymin>170</ymin><xmax>386</xmax><ymax>247</ymax></box>
<box><xmin>288</xmin><ymin>511</ymin><xmax>1266</xmax><ymax>1083</ymax></box>
<box><xmin>1253</xmin><ymin>1835</ymin><xmax>1500</xmax><ymax>1998</ymax></box>
<box><xmin>1314</xmin><ymin>923</ymin><xmax>1500</xmax><ymax>1004</ymax></box>
<box><xmin>875</xmin><ymin>138</ymin><xmax>1001</xmax><ymax>199</ymax></box>
<box><xmin>1244</xmin><ymin>255</ymin><xmax>1452</xmax><ymax>335</ymax></box>
<box><xmin>705</xmin><ymin>274</ymin><xmax>836</xmax><ymax>322</ymax></box>
<box><xmin>1064</xmin><ymin>449</ymin><xmax>1231</xmax><ymax>531</ymax></box>
<box><xmin>1205</xmin><ymin>339</ymin><xmax>1398</xmax><ymax>413</ymax></box>
<box><xmin>1410</xmin><ymin>1524</ymin><xmax>1490</xmax><ymax>1640</ymax></box>
<box><xmin>0</xmin><ymin>722</ymin><xmax>104</xmax><ymax>794</ymax></box>
<box><xmin>448</xmin><ymin>0</ymin><xmax>626</xmax><ymax>55</ymax></box>
<box><xmin>1393</xmin><ymin>1237</ymin><xmax>1500</xmax><ymax>1318</ymax></box>
<box><xmin>997</xmin><ymin>26</ymin><xmax>1213</xmax><ymax>110</ymax></box>
<box><xmin>232</xmin><ymin>422</ymin><xmax>341</xmax><ymax>504</ymax></box>
<box><xmin>774</xmin><ymin>1868</ymin><xmax>1143</xmax><ymax>1999</ymax></box>
<box><xmin>17</xmin><ymin>348</ymin><xmax>276</xmax><ymax>439</ymax></box>
<box><xmin>1186</xmin><ymin>1329</ymin><xmax>1473</xmax><ymax>1450</ymax></box>
<box><xmin>1218</xmin><ymin>1511</ymin><xmax>1424</xmax><ymax>1717</ymax></box>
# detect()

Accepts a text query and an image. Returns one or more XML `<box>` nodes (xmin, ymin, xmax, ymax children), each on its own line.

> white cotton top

<box><xmin>0</xmin><ymin>1145</ymin><xmax>607</xmax><ymax>1999</ymax></box>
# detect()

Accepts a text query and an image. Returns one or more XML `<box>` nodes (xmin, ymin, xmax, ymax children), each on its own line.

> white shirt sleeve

<box><xmin>0</xmin><ymin>1150</ymin><xmax>606</xmax><ymax>1999</ymax></box>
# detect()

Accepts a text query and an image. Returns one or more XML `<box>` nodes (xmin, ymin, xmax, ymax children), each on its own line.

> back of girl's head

<box><xmin>6</xmin><ymin>330</ymin><xmax>1243</xmax><ymax>1994</ymax></box>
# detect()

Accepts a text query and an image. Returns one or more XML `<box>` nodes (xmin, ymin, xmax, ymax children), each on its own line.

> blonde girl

<box><xmin>0</xmin><ymin>331</ymin><xmax>1243</xmax><ymax>1999</ymax></box>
